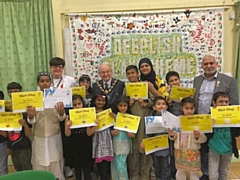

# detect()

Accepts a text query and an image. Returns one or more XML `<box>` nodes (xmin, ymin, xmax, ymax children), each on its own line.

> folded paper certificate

<box><xmin>142</xmin><ymin>134</ymin><xmax>169</xmax><ymax>155</ymax></box>
<box><xmin>126</xmin><ymin>82</ymin><xmax>148</xmax><ymax>99</ymax></box>
<box><xmin>170</xmin><ymin>86</ymin><xmax>195</xmax><ymax>101</ymax></box>
<box><xmin>69</xmin><ymin>107</ymin><xmax>96</xmax><ymax>128</ymax></box>
<box><xmin>44</xmin><ymin>88</ymin><xmax>72</xmax><ymax>108</ymax></box>
<box><xmin>0</xmin><ymin>112</ymin><xmax>22</xmax><ymax>131</ymax></box>
<box><xmin>0</xmin><ymin>100</ymin><xmax>5</xmax><ymax>112</ymax></box>
<box><xmin>211</xmin><ymin>106</ymin><xmax>240</xmax><ymax>127</ymax></box>
<box><xmin>96</xmin><ymin>108</ymin><xmax>114</xmax><ymax>131</ymax></box>
<box><xmin>114</xmin><ymin>113</ymin><xmax>141</xmax><ymax>133</ymax></box>
<box><xmin>72</xmin><ymin>87</ymin><xmax>86</xmax><ymax>99</ymax></box>
<box><xmin>12</xmin><ymin>91</ymin><xmax>44</xmax><ymax>113</ymax></box>
<box><xmin>145</xmin><ymin>116</ymin><xmax>167</xmax><ymax>134</ymax></box>
<box><xmin>162</xmin><ymin>110</ymin><xmax>180</xmax><ymax>132</ymax></box>
<box><xmin>181</xmin><ymin>114</ymin><xmax>212</xmax><ymax>133</ymax></box>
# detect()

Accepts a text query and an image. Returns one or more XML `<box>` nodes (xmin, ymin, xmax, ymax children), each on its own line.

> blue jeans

<box><xmin>0</xmin><ymin>141</ymin><xmax>8</xmax><ymax>176</ymax></box>
<box><xmin>152</xmin><ymin>155</ymin><xmax>171</xmax><ymax>180</ymax></box>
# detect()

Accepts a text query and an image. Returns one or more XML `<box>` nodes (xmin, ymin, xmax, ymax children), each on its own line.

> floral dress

<box><xmin>175</xmin><ymin>133</ymin><xmax>201</xmax><ymax>173</ymax></box>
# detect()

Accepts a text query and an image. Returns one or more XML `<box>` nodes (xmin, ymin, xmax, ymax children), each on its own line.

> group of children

<box><xmin>0</xmin><ymin>64</ymin><xmax>239</xmax><ymax>180</ymax></box>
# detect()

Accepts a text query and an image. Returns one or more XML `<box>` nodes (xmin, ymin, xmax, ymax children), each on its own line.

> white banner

<box><xmin>69</xmin><ymin>9</ymin><xmax>224</xmax><ymax>87</ymax></box>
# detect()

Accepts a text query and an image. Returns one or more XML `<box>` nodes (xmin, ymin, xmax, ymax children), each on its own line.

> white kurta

<box><xmin>32</xmin><ymin>133</ymin><xmax>63</xmax><ymax>166</ymax></box>
<box><xmin>28</xmin><ymin>113</ymin><xmax>65</xmax><ymax>180</ymax></box>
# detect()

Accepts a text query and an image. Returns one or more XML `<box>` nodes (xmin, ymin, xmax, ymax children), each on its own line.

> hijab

<box><xmin>138</xmin><ymin>58</ymin><xmax>158</xmax><ymax>90</ymax></box>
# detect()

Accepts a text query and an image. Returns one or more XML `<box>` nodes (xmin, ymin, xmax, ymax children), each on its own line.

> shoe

<box><xmin>90</xmin><ymin>172</ymin><xmax>98</xmax><ymax>180</ymax></box>
<box><xmin>64</xmin><ymin>166</ymin><xmax>73</xmax><ymax>178</ymax></box>
<box><xmin>200</xmin><ymin>175</ymin><xmax>209</xmax><ymax>180</ymax></box>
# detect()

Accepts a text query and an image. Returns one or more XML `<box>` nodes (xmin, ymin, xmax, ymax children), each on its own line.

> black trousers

<box><xmin>96</xmin><ymin>160</ymin><xmax>111</xmax><ymax>180</ymax></box>
<box><xmin>75</xmin><ymin>166</ymin><xmax>91</xmax><ymax>180</ymax></box>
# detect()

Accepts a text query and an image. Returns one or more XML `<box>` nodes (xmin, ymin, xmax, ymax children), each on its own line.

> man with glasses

<box><xmin>93</xmin><ymin>62</ymin><xmax>125</xmax><ymax>113</ymax></box>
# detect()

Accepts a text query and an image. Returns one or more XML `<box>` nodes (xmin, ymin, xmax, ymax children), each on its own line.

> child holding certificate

<box><xmin>91</xmin><ymin>92</ymin><xmax>114</xmax><ymax>180</ymax></box>
<box><xmin>79</xmin><ymin>74</ymin><xmax>93</xmax><ymax>107</ymax></box>
<box><xmin>6</xmin><ymin>82</ymin><xmax>32</xmax><ymax>171</ymax></box>
<box><xmin>141</xmin><ymin>96</ymin><xmax>171</xmax><ymax>180</ymax></box>
<box><xmin>165</xmin><ymin>71</ymin><xmax>182</xmax><ymax>179</ymax></box>
<box><xmin>26</xmin><ymin>72</ymin><xmax>65</xmax><ymax>180</ymax></box>
<box><xmin>65</xmin><ymin>94</ymin><xmax>96</xmax><ymax>180</ymax></box>
<box><xmin>125</xmin><ymin>65</ymin><xmax>153</xmax><ymax>180</ymax></box>
<box><xmin>207</xmin><ymin>92</ymin><xmax>240</xmax><ymax>180</ymax></box>
<box><xmin>168</xmin><ymin>97</ymin><xmax>207</xmax><ymax>180</ymax></box>
<box><xmin>165</xmin><ymin>71</ymin><xmax>182</xmax><ymax>116</ymax></box>
<box><xmin>111</xmin><ymin>96</ymin><xmax>135</xmax><ymax>180</ymax></box>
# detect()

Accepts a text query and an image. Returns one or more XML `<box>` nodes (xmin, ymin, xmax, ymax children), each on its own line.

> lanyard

<box><xmin>51</xmin><ymin>76</ymin><xmax>63</xmax><ymax>89</ymax></box>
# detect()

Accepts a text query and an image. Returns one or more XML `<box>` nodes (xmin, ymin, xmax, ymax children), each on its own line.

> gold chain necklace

<box><xmin>96</xmin><ymin>79</ymin><xmax>118</xmax><ymax>94</ymax></box>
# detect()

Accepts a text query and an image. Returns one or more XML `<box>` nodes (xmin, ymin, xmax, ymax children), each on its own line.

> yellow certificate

<box><xmin>96</xmin><ymin>109</ymin><xmax>114</xmax><ymax>132</ymax></box>
<box><xmin>181</xmin><ymin>114</ymin><xmax>212</xmax><ymax>133</ymax></box>
<box><xmin>170</xmin><ymin>86</ymin><xmax>195</xmax><ymax>101</ymax></box>
<box><xmin>72</xmin><ymin>87</ymin><xmax>86</xmax><ymax>99</ymax></box>
<box><xmin>69</xmin><ymin>107</ymin><xmax>96</xmax><ymax>128</ymax></box>
<box><xmin>211</xmin><ymin>105</ymin><xmax>240</xmax><ymax>127</ymax></box>
<box><xmin>114</xmin><ymin>113</ymin><xmax>140</xmax><ymax>133</ymax></box>
<box><xmin>142</xmin><ymin>135</ymin><xmax>169</xmax><ymax>155</ymax></box>
<box><xmin>0</xmin><ymin>100</ymin><xmax>5</xmax><ymax>112</ymax></box>
<box><xmin>126</xmin><ymin>82</ymin><xmax>148</xmax><ymax>99</ymax></box>
<box><xmin>0</xmin><ymin>112</ymin><xmax>22</xmax><ymax>131</ymax></box>
<box><xmin>4</xmin><ymin>100</ymin><xmax>12</xmax><ymax>112</ymax></box>
<box><xmin>12</xmin><ymin>91</ymin><xmax>44</xmax><ymax>113</ymax></box>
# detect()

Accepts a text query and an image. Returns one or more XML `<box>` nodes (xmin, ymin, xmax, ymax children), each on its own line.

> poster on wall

<box><xmin>68</xmin><ymin>8</ymin><xmax>224</xmax><ymax>87</ymax></box>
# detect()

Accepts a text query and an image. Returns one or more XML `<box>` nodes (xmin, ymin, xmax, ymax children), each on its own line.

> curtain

<box><xmin>0</xmin><ymin>0</ymin><xmax>55</xmax><ymax>98</ymax></box>
<box><xmin>236</xmin><ymin>1</ymin><xmax>240</xmax><ymax>97</ymax></box>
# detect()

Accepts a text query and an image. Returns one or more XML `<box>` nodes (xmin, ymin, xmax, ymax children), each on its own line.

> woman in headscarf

<box><xmin>138</xmin><ymin>58</ymin><xmax>168</xmax><ymax>97</ymax></box>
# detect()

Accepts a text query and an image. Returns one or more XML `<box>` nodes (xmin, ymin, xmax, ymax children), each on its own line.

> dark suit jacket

<box><xmin>193</xmin><ymin>72</ymin><xmax>239</xmax><ymax>110</ymax></box>
<box><xmin>92</xmin><ymin>78</ymin><xmax>125</xmax><ymax>113</ymax></box>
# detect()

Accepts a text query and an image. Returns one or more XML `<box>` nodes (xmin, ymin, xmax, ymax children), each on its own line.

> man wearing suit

<box><xmin>193</xmin><ymin>54</ymin><xmax>239</xmax><ymax>180</ymax></box>
<box><xmin>93</xmin><ymin>63</ymin><xmax>125</xmax><ymax>113</ymax></box>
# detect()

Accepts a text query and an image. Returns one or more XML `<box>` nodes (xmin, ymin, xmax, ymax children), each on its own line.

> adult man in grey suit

<box><xmin>193</xmin><ymin>54</ymin><xmax>239</xmax><ymax>180</ymax></box>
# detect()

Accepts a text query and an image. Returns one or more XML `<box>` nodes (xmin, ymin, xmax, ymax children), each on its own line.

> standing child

<box><xmin>168</xmin><ymin>97</ymin><xmax>207</xmax><ymax>180</ymax></box>
<box><xmin>165</xmin><ymin>71</ymin><xmax>182</xmax><ymax>179</ymax></box>
<box><xmin>79</xmin><ymin>75</ymin><xmax>98</xmax><ymax>180</ymax></box>
<box><xmin>79</xmin><ymin>74</ymin><xmax>93</xmax><ymax>107</ymax></box>
<box><xmin>26</xmin><ymin>72</ymin><xmax>65</xmax><ymax>180</ymax></box>
<box><xmin>208</xmin><ymin>92</ymin><xmax>240</xmax><ymax>180</ymax></box>
<box><xmin>91</xmin><ymin>92</ymin><xmax>114</xmax><ymax>180</ymax></box>
<box><xmin>165</xmin><ymin>71</ymin><xmax>182</xmax><ymax>116</ymax></box>
<box><xmin>65</xmin><ymin>95</ymin><xmax>96</xmax><ymax>180</ymax></box>
<box><xmin>111</xmin><ymin>96</ymin><xmax>135</xmax><ymax>180</ymax></box>
<box><xmin>141</xmin><ymin>96</ymin><xmax>171</xmax><ymax>180</ymax></box>
<box><xmin>125</xmin><ymin>65</ymin><xmax>153</xmax><ymax>180</ymax></box>
<box><xmin>6</xmin><ymin>82</ymin><xmax>32</xmax><ymax>171</ymax></box>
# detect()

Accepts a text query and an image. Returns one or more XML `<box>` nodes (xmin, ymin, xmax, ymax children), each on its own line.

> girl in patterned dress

<box><xmin>64</xmin><ymin>95</ymin><xmax>97</xmax><ymax>180</ymax></box>
<box><xmin>168</xmin><ymin>97</ymin><xmax>207</xmax><ymax>180</ymax></box>
<box><xmin>91</xmin><ymin>92</ymin><xmax>114</xmax><ymax>180</ymax></box>
<box><xmin>111</xmin><ymin>96</ymin><xmax>135</xmax><ymax>180</ymax></box>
